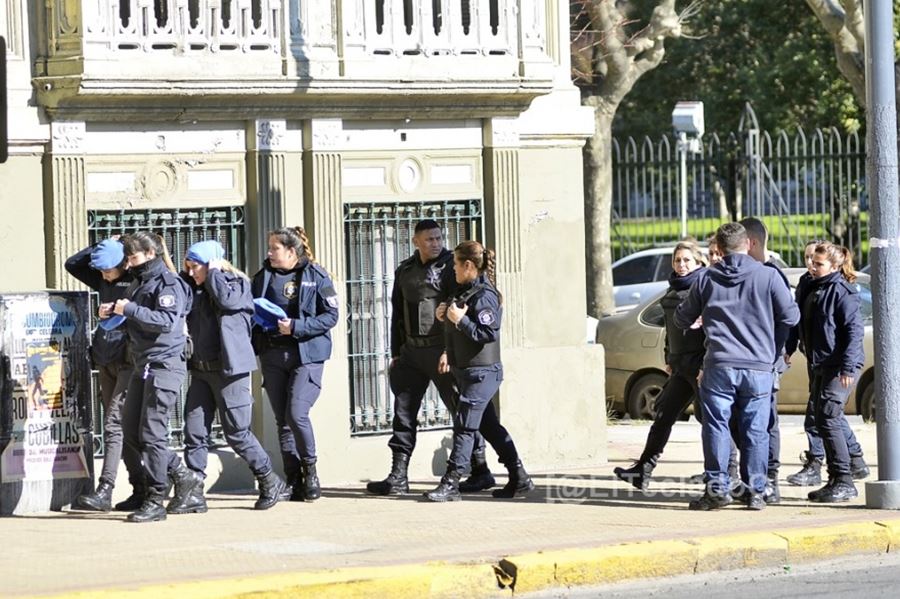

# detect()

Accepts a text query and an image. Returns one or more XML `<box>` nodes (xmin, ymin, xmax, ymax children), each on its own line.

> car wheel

<box><xmin>627</xmin><ymin>372</ymin><xmax>668</xmax><ymax>420</ymax></box>
<box><xmin>860</xmin><ymin>378</ymin><xmax>876</xmax><ymax>423</ymax></box>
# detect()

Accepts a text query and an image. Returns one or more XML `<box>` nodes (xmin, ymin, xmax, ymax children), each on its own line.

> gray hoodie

<box><xmin>674</xmin><ymin>253</ymin><xmax>800</xmax><ymax>372</ymax></box>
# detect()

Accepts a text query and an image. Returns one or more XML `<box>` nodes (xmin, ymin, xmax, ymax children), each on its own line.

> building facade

<box><xmin>1</xmin><ymin>1</ymin><xmax>605</xmax><ymax>493</ymax></box>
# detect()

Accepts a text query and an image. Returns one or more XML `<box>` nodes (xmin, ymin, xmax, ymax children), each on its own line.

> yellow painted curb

<box><xmin>775</xmin><ymin>522</ymin><xmax>891</xmax><ymax>562</ymax></box>
<box><xmin>872</xmin><ymin>518</ymin><xmax>900</xmax><ymax>551</ymax></box>
<box><xmin>692</xmin><ymin>531</ymin><xmax>789</xmax><ymax>573</ymax></box>
<box><xmin>499</xmin><ymin>541</ymin><xmax>699</xmax><ymax>594</ymax></box>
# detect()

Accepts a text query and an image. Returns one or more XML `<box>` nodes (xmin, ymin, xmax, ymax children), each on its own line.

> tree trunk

<box><xmin>584</xmin><ymin>102</ymin><xmax>616</xmax><ymax>318</ymax></box>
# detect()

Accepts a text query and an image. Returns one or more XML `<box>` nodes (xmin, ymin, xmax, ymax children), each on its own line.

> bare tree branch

<box><xmin>806</xmin><ymin>0</ymin><xmax>866</xmax><ymax>104</ymax></box>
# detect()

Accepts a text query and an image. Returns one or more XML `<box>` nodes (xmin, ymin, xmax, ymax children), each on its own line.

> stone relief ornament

<box><xmin>256</xmin><ymin>120</ymin><xmax>286</xmax><ymax>151</ymax></box>
<box><xmin>51</xmin><ymin>122</ymin><xmax>86</xmax><ymax>154</ymax></box>
<box><xmin>139</xmin><ymin>160</ymin><xmax>182</xmax><ymax>201</ymax></box>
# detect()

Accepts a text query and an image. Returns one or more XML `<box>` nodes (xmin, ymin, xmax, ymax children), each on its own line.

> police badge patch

<box><xmin>426</xmin><ymin>263</ymin><xmax>445</xmax><ymax>291</ymax></box>
<box><xmin>478</xmin><ymin>309</ymin><xmax>494</xmax><ymax>325</ymax></box>
<box><xmin>326</xmin><ymin>295</ymin><xmax>339</xmax><ymax>309</ymax></box>
<box><xmin>158</xmin><ymin>294</ymin><xmax>176</xmax><ymax>308</ymax></box>
<box><xmin>283</xmin><ymin>281</ymin><xmax>298</xmax><ymax>299</ymax></box>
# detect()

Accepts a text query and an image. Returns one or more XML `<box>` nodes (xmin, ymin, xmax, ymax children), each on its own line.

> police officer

<box><xmin>65</xmin><ymin>238</ymin><xmax>143</xmax><ymax>512</ymax></box>
<box><xmin>115</xmin><ymin>231</ymin><xmax>201</xmax><ymax>523</ymax></box>
<box><xmin>367</xmin><ymin>220</ymin><xmax>494</xmax><ymax>496</ymax></box>
<box><xmin>425</xmin><ymin>241</ymin><xmax>532</xmax><ymax>502</ymax></box>
<box><xmin>251</xmin><ymin>226</ymin><xmax>339</xmax><ymax>502</ymax></box>
<box><xmin>167</xmin><ymin>240</ymin><xmax>286</xmax><ymax>515</ymax></box>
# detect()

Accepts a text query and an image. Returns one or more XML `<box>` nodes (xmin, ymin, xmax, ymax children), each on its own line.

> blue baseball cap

<box><xmin>252</xmin><ymin>298</ymin><xmax>288</xmax><ymax>331</ymax></box>
<box><xmin>90</xmin><ymin>239</ymin><xmax>125</xmax><ymax>270</ymax></box>
<box><xmin>98</xmin><ymin>314</ymin><xmax>127</xmax><ymax>331</ymax></box>
<box><xmin>186</xmin><ymin>240</ymin><xmax>226</xmax><ymax>265</ymax></box>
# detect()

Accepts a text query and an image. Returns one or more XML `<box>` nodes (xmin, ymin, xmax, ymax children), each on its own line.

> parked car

<box><xmin>611</xmin><ymin>245</ymin><xmax>788</xmax><ymax>312</ymax></box>
<box><xmin>597</xmin><ymin>268</ymin><xmax>876</xmax><ymax>421</ymax></box>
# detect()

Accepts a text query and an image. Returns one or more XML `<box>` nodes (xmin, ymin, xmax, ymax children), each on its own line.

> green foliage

<box><xmin>613</xmin><ymin>0</ymin><xmax>864</xmax><ymax>138</ymax></box>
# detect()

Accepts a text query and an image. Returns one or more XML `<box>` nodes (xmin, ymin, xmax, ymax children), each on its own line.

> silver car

<box><xmin>598</xmin><ymin>268</ymin><xmax>875</xmax><ymax>421</ymax></box>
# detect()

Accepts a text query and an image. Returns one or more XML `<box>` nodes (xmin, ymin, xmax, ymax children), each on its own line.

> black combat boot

<box><xmin>425</xmin><ymin>470</ymin><xmax>462</xmax><ymax>502</ymax></box>
<box><xmin>167</xmin><ymin>484</ymin><xmax>208</xmax><ymax>514</ymax></box>
<box><xmin>366</xmin><ymin>452</ymin><xmax>410</xmax><ymax>495</ymax></box>
<box><xmin>786</xmin><ymin>451</ymin><xmax>822</xmax><ymax>486</ymax></box>
<box><xmin>492</xmin><ymin>460</ymin><xmax>535</xmax><ymax>498</ymax></box>
<box><xmin>688</xmin><ymin>491</ymin><xmax>733</xmax><ymax>511</ymax></box>
<box><xmin>114</xmin><ymin>482</ymin><xmax>145</xmax><ymax>512</ymax></box>
<box><xmin>255</xmin><ymin>470</ymin><xmax>286</xmax><ymax>510</ymax></box>
<box><xmin>850</xmin><ymin>455</ymin><xmax>870</xmax><ymax>480</ymax></box>
<box><xmin>459</xmin><ymin>449</ymin><xmax>496</xmax><ymax>493</ymax></box>
<box><xmin>614</xmin><ymin>459</ymin><xmax>655</xmax><ymax>492</ymax></box>
<box><xmin>127</xmin><ymin>494</ymin><xmax>167</xmax><ymax>523</ymax></box>
<box><xmin>74</xmin><ymin>481</ymin><xmax>114</xmax><ymax>512</ymax></box>
<box><xmin>810</xmin><ymin>475</ymin><xmax>858</xmax><ymax>503</ymax></box>
<box><xmin>169</xmin><ymin>463</ymin><xmax>203</xmax><ymax>509</ymax></box>
<box><xmin>764</xmin><ymin>472</ymin><xmax>781</xmax><ymax>504</ymax></box>
<box><xmin>302</xmin><ymin>461</ymin><xmax>321</xmax><ymax>502</ymax></box>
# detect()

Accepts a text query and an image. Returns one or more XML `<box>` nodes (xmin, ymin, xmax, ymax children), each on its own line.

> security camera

<box><xmin>672</xmin><ymin>101</ymin><xmax>704</xmax><ymax>137</ymax></box>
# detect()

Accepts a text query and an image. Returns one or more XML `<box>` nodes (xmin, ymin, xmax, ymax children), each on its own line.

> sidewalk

<box><xmin>3</xmin><ymin>417</ymin><xmax>895</xmax><ymax>598</ymax></box>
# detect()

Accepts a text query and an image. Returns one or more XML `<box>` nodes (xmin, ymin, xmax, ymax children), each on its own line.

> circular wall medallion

<box><xmin>397</xmin><ymin>159</ymin><xmax>422</xmax><ymax>193</ymax></box>
<box><xmin>140</xmin><ymin>161</ymin><xmax>181</xmax><ymax>201</ymax></box>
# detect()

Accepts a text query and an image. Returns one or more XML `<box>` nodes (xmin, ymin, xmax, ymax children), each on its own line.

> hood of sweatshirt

<box><xmin>706</xmin><ymin>253</ymin><xmax>760</xmax><ymax>287</ymax></box>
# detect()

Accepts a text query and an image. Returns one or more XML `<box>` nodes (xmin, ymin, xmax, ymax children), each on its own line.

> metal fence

<box><xmin>86</xmin><ymin>206</ymin><xmax>246</xmax><ymax>453</ymax></box>
<box><xmin>344</xmin><ymin>200</ymin><xmax>483</xmax><ymax>435</ymax></box>
<box><xmin>612</xmin><ymin>105</ymin><xmax>867</xmax><ymax>268</ymax></box>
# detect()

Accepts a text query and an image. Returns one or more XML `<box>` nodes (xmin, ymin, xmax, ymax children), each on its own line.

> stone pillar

<box><xmin>483</xmin><ymin>117</ymin><xmax>524</xmax><ymax>348</ymax></box>
<box><xmin>289</xmin><ymin>0</ymin><xmax>340</xmax><ymax>77</ymax></box>
<box><xmin>45</xmin><ymin>122</ymin><xmax>88</xmax><ymax>290</ymax></box>
<box><xmin>246</xmin><ymin>119</ymin><xmax>292</xmax><ymax>269</ymax></box>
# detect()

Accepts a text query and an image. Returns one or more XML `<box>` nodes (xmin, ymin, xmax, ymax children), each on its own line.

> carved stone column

<box><xmin>483</xmin><ymin>117</ymin><xmax>524</xmax><ymax>348</ymax></box>
<box><xmin>303</xmin><ymin>119</ymin><xmax>346</xmax><ymax>354</ymax></box>
<box><xmin>247</xmin><ymin>119</ymin><xmax>291</xmax><ymax>269</ymax></box>
<box><xmin>46</xmin><ymin>122</ymin><xmax>88</xmax><ymax>290</ymax></box>
<box><xmin>289</xmin><ymin>0</ymin><xmax>339</xmax><ymax>77</ymax></box>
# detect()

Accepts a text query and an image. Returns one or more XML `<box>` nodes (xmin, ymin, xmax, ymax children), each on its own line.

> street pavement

<box><xmin>2</xmin><ymin>416</ymin><xmax>894</xmax><ymax>598</ymax></box>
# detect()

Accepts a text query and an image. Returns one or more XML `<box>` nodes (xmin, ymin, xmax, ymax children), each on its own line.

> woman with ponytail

<box><xmin>802</xmin><ymin>242</ymin><xmax>866</xmax><ymax>503</ymax></box>
<box><xmin>251</xmin><ymin>226</ymin><xmax>339</xmax><ymax>502</ymax></box>
<box><xmin>114</xmin><ymin>231</ymin><xmax>200</xmax><ymax>522</ymax></box>
<box><xmin>425</xmin><ymin>240</ymin><xmax>533</xmax><ymax>502</ymax></box>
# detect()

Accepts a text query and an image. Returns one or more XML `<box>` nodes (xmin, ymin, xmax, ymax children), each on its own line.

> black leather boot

<box><xmin>366</xmin><ymin>452</ymin><xmax>410</xmax><ymax>496</ymax></box>
<box><xmin>169</xmin><ymin>464</ymin><xmax>203</xmax><ymax>509</ymax></box>
<box><xmin>850</xmin><ymin>456</ymin><xmax>870</xmax><ymax>480</ymax></box>
<box><xmin>786</xmin><ymin>451</ymin><xmax>822</xmax><ymax>486</ymax></box>
<box><xmin>459</xmin><ymin>450</ymin><xmax>496</xmax><ymax>493</ymax></box>
<box><xmin>492</xmin><ymin>461</ymin><xmax>535</xmax><ymax>498</ymax></box>
<box><xmin>74</xmin><ymin>481</ymin><xmax>114</xmax><ymax>512</ymax></box>
<box><xmin>302</xmin><ymin>461</ymin><xmax>321</xmax><ymax>502</ymax></box>
<box><xmin>764</xmin><ymin>472</ymin><xmax>781</xmax><ymax>504</ymax></box>
<box><xmin>127</xmin><ymin>494</ymin><xmax>167</xmax><ymax>523</ymax></box>
<box><xmin>810</xmin><ymin>476</ymin><xmax>858</xmax><ymax>503</ymax></box>
<box><xmin>167</xmin><ymin>484</ymin><xmax>208</xmax><ymax>515</ymax></box>
<box><xmin>114</xmin><ymin>483</ymin><xmax>145</xmax><ymax>512</ymax></box>
<box><xmin>614</xmin><ymin>460</ymin><xmax>655</xmax><ymax>492</ymax></box>
<box><xmin>425</xmin><ymin>470</ymin><xmax>461</xmax><ymax>502</ymax></box>
<box><xmin>255</xmin><ymin>470</ymin><xmax>286</xmax><ymax>510</ymax></box>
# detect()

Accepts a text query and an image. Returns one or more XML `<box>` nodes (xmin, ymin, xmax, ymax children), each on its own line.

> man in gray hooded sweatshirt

<box><xmin>676</xmin><ymin>222</ymin><xmax>800</xmax><ymax>511</ymax></box>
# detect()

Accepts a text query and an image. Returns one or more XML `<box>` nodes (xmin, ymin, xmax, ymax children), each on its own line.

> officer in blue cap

<box><xmin>65</xmin><ymin>238</ymin><xmax>145</xmax><ymax>512</ymax></box>
<box><xmin>167</xmin><ymin>240</ymin><xmax>286</xmax><ymax>514</ymax></box>
<box><xmin>367</xmin><ymin>220</ymin><xmax>494</xmax><ymax>496</ymax></box>
<box><xmin>251</xmin><ymin>226</ymin><xmax>339</xmax><ymax>501</ymax></box>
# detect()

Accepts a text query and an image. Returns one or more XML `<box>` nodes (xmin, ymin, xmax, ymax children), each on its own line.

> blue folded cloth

<box><xmin>253</xmin><ymin>298</ymin><xmax>288</xmax><ymax>331</ymax></box>
<box><xmin>186</xmin><ymin>240</ymin><xmax>226</xmax><ymax>265</ymax></box>
<box><xmin>98</xmin><ymin>314</ymin><xmax>127</xmax><ymax>331</ymax></box>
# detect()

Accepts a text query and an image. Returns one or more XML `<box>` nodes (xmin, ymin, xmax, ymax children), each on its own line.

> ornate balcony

<box><xmin>36</xmin><ymin>0</ymin><xmax>556</xmax><ymax>119</ymax></box>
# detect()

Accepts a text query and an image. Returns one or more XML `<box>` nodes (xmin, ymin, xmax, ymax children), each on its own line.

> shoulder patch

<box><xmin>477</xmin><ymin>309</ymin><xmax>495</xmax><ymax>326</ymax></box>
<box><xmin>326</xmin><ymin>295</ymin><xmax>340</xmax><ymax>309</ymax></box>
<box><xmin>158</xmin><ymin>294</ymin><xmax>176</xmax><ymax>308</ymax></box>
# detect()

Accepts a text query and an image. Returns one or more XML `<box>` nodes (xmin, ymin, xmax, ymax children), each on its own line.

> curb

<box><xmin>44</xmin><ymin>518</ymin><xmax>900</xmax><ymax>599</ymax></box>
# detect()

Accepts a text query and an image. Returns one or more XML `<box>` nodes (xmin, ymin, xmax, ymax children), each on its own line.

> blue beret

<box><xmin>90</xmin><ymin>239</ymin><xmax>125</xmax><ymax>271</ymax></box>
<box><xmin>186</xmin><ymin>240</ymin><xmax>226</xmax><ymax>265</ymax></box>
<box><xmin>252</xmin><ymin>298</ymin><xmax>288</xmax><ymax>331</ymax></box>
<box><xmin>98</xmin><ymin>314</ymin><xmax>126</xmax><ymax>331</ymax></box>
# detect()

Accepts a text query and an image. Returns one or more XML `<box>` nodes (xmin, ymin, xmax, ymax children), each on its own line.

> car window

<box><xmin>639</xmin><ymin>301</ymin><xmax>665</xmax><ymax>327</ymax></box>
<box><xmin>613</xmin><ymin>255</ymin><xmax>659</xmax><ymax>286</ymax></box>
<box><xmin>654</xmin><ymin>256</ymin><xmax>674</xmax><ymax>281</ymax></box>
<box><xmin>856</xmin><ymin>280</ymin><xmax>873</xmax><ymax>323</ymax></box>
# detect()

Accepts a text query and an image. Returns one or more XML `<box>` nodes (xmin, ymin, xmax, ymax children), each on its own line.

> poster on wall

<box><xmin>0</xmin><ymin>295</ymin><xmax>91</xmax><ymax>483</ymax></box>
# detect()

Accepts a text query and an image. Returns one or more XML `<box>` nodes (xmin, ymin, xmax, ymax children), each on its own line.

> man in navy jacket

<box><xmin>676</xmin><ymin>222</ymin><xmax>800</xmax><ymax>511</ymax></box>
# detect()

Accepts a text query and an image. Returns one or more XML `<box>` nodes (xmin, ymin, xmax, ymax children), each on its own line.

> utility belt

<box><xmin>405</xmin><ymin>334</ymin><xmax>443</xmax><ymax>349</ymax></box>
<box><xmin>253</xmin><ymin>330</ymin><xmax>296</xmax><ymax>353</ymax></box>
<box><xmin>189</xmin><ymin>358</ymin><xmax>223</xmax><ymax>372</ymax></box>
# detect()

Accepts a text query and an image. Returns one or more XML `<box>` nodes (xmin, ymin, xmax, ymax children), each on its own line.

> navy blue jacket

<box><xmin>785</xmin><ymin>271</ymin><xmax>812</xmax><ymax>357</ymax></box>
<box><xmin>122</xmin><ymin>257</ymin><xmax>192</xmax><ymax>367</ymax></box>
<box><xmin>801</xmin><ymin>271</ymin><xmax>864</xmax><ymax>375</ymax></box>
<box><xmin>185</xmin><ymin>268</ymin><xmax>257</xmax><ymax>376</ymax></box>
<box><xmin>251</xmin><ymin>259</ymin><xmax>339</xmax><ymax>364</ymax></box>
<box><xmin>64</xmin><ymin>244</ymin><xmax>133</xmax><ymax>367</ymax></box>
<box><xmin>675</xmin><ymin>253</ymin><xmax>800</xmax><ymax>371</ymax></box>
<box><xmin>661</xmin><ymin>267</ymin><xmax>706</xmax><ymax>375</ymax></box>
<box><xmin>444</xmin><ymin>274</ymin><xmax>502</xmax><ymax>368</ymax></box>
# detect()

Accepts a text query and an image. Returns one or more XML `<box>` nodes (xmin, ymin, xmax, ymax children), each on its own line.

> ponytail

<box><xmin>813</xmin><ymin>242</ymin><xmax>856</xmax><ymax>284</ymax></box>
<box><xmin>454</xmin><ymin>240</ymin><xmax>503</xmax><ymax>305</ymax></box>
<box><xmin>839</xmin><ymin>246</ymin><xmax>857</xmax><ymax>284</ymax></box>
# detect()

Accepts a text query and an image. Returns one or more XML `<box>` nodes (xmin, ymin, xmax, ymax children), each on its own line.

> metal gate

<box><xmin>86</xmin><ymin>206</ymin><xmax>246</xmax><ymax>452</ymax></box>
<box><xmin>344</xmin><ymin>200</ymin><xmax>483</xmax><ymax>435</ymax></box>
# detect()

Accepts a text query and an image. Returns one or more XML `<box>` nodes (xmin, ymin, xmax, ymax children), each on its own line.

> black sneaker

<box><xmin>688</xmin><ymin>492</ymin><xmax>732</xmax><ymax>511</ymax></box>
<box><xmin>747</xmin><ymin>493</ymin><xmax>766</xmax><ymax>511</ymax></box>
